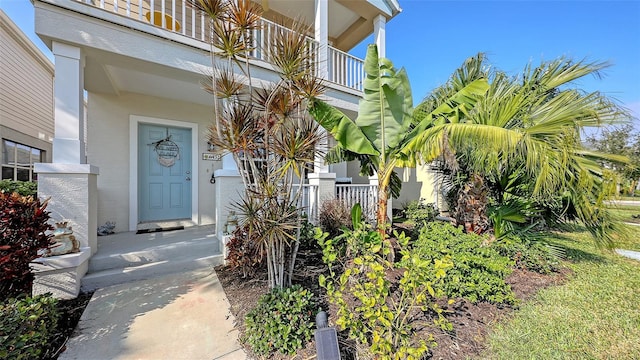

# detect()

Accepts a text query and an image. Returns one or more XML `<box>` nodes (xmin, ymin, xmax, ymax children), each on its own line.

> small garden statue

<box><xmin>97</xmin><ymin>221</ymin><xmax>116</xmax><ymax>236</ymax></box>
<box><xmin>43</xmin><ymin>221</ymin><xmax>80</xmax><ymax>257</ymax></box>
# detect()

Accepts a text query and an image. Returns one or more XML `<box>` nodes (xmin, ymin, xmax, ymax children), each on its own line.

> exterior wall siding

<box><xmin>88</xmin><ymin>92</ymin><xmax>217</xmax><ymax>232</ymax></box>
<box><xmin>393</xmin><ymin>166</ymin><xmax>437</xmax><ymax>209</ymax></box>
<box><xmin>0</xmin><ymin>11</ymin><xmax>53</xmax><ymax>157</ymax></box>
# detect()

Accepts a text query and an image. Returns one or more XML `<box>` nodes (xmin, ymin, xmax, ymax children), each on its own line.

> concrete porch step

<box><xmin>81</xmin><ymin>225</ymin><xmax>224</xmax><ymax>291</ymax></box>
<box><xmin>81</xmin><ymin>254</ymin><xmax>224</xmax><ymax>292</ymax></box>
<box><xmin>88</xmin><ymin>236</ymin><xmax>219</xmax><ymax>273</ymax></box>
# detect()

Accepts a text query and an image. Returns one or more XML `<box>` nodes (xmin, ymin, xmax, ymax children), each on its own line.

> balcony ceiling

<box><xmin>256</xmin><ymin>0</ymin><xmax>400</xmax><ymax>51</ymax></box>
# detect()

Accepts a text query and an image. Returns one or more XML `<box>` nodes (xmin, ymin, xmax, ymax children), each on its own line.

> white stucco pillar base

<box><xmin>31</xmin><ymin>247</ymin><xmax>90</xmax><ymax>299</ymax></box>
<box><xmin>35</xmin><ymin>163</ymin><xmax>100</xmax><ymax>256</ymax></box>
<box><xmin>309</xmin><ymin>172</ymin><xmax>336</xmax><ymax>222</ymax></box>
<box><xmin>214</xmin><ymin>168</ymin><xmax>244</xmax><ymax>240</ymax></box>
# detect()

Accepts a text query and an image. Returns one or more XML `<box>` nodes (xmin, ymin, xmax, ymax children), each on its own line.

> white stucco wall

<box><xmin>87</xmin><ymin>92</ymin><xmax>218</xmax><ymax>233</ymax></box>
<box><xmin>393</xmin><ymin>165</ymin><xmax>437</xmax><ymax>209</ymax></box>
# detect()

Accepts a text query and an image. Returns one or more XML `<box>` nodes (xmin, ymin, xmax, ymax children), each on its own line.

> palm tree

<box><xmin>405</xmin><ymin>54</ymin><xmax>630</xmax><ymax>246</ymax></box>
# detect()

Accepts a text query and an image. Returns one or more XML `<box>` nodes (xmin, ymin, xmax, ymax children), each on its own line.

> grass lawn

<box><xmin>606</xmin><ymin>204</ymin><xmax>640</xmax><ymax>224</ymax></box>
<box><xmin>482</xmin><ymin>229</ymin><xmax>640</xmax><ymax>359</ymax></box>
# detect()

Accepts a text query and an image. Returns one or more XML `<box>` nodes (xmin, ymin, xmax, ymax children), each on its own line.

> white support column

<box><xmin>373</xmin><ymin>14</ymin><xmax>387</xmax><ymax>58</ymax></box>
<box><xmin>308</xmin><ymin>172</ymin><xmax>336</xmax><ymax>223</ymax></box>
<box><xmin>315</xmin><ymin>0</ymin><xmax>329</xmax><ymax>80</ymax></box>
<box><xmin>52</xmin><ymin>42</ymin><xmax>86</xmax><ymax>164</ymax></box>
<box><xmin>313</xmin><ymin>0</ymin><xmax>330</xmax><ymax>175</ymax></box>
<box><xmin>214</xmin><ymin>153</ymin><xmax>242</xmax><ymax>239</ymax></box>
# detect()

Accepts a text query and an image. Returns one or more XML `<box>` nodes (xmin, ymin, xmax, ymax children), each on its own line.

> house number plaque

<box><xmin>202</xmin><ymin>153</ymin><xmax>221</xmax><ymax>161</ymax></box>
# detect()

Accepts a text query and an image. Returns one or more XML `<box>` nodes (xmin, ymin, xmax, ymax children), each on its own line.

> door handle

<box><xmin>186</xmin><ymin>177</ymin><xmax>191</xmax><ymax>181</ymax></box>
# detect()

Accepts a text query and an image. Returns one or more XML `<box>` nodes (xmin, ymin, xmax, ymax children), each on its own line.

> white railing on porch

<box><xmin>336</xmin><ymin>184</ymin><xmax>378</xmax><ymax>221</ymax></box>
<box><xmin>292</xmin><ymin>184</ymin><xmax>319</xmax><ymax>224</ymax></box>
<box><xmin>78</xmin><ymin>0</ymin><xmax>364</xmax><ymax>92</ymax></box>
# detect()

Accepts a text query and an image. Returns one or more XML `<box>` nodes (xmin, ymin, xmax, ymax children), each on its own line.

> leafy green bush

<box><xmin>319</xmin><ymin>205</ymin><xmax>453</xmax><ymax>360</ymax></box>
<box><xmin>244</xmin><ymin>285</ymin><xmax>316</xmax><ymax>356</ymax></box>
<box><xmin>0</xmin><ymin>295</ymin><xmax>60</xmax><ymax>360</ymax></box>
<box><xmin>0</xmin><ymin>193</ymin><xmax>54</xmax><ymax>301</ymax></box>
<box><xmin>0</xmin><ymin>180</ymin><xmax>37</xmax><ymax>197</ymax></box>
<box><xmin>492</xmin><ymin>237</ymin><xmax>559</xmax><ymax>274</ymax></box>
<box><xmin>404</xmin><ymin>200</ymin><xmax>438</xmax><ymax>229</ymax></box>
<box><xmin>410</xmin><ymin>222</ymin><xmax>516</xmax><ymax>304</ymax></box>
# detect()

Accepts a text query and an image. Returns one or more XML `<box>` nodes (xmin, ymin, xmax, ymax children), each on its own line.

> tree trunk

<box><xmin>454</xmin><ymin>174</ymin><xmax>490</xmax><ymax>234</ymax></box>
<box><xmin>377</xmin><ymin>185</ymin><xmax>388</xmax><ymax>234</ymax></box>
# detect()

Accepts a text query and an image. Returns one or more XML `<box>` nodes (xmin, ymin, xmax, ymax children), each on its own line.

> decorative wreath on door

<box><xmin>150</xmin><ymin>134</ymin><xmax>180</xmax><ymax>167</ymax></box>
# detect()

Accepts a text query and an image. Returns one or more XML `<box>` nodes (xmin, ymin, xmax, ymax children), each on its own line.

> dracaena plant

<box><xmin>194</xmin><ymin>0</ymin><xmax>325</xmax><ymax>288</ymax></box>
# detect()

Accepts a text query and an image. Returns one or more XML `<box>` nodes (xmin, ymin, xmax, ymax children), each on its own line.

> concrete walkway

<box><xmin>59</xmin><ymin>269</ymin><xmax>247</xmax><ymax>360</ymax></box>
<box><xmin>616</xmin><ymin>249</ymin><xmax>640</xmax><ymax>262</ymax></box>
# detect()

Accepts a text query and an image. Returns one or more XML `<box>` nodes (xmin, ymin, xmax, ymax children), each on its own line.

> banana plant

<box><xmin>307</xmin><ymin>44</ymin><xmax>489</xmax><ymax>231</ymax></box>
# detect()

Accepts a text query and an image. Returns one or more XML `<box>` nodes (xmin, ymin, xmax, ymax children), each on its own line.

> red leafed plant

<box><xmin>225</xmin><ymin>224</ymin><xmax>264</xmax><ymax>279</ymax></box>
<box><xmin>0</xmin><ymin>192</ymin><xmax>54</xmax><ymax>301</ymax></box>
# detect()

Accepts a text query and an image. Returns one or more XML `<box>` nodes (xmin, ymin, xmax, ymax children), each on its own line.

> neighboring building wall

<box><xmin>0</xmin><ymin>10</ymin><xmax>53</xmax><ymax>180</ymax></box>
<box><xmin>87</xmin><ymin>92</ymin><xmax>217</xmax><ymax>232</ymax></box>
<box><xmin>393</xmin><ymin>165</ymin><xmax>437</xmax><ymax>209</ymax></box>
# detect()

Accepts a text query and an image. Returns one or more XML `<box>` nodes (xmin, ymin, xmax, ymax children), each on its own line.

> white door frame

<box><xmin>129</xmin><ymin>115</ymin><xmax>199</xmax><ymax>231</ymax></box>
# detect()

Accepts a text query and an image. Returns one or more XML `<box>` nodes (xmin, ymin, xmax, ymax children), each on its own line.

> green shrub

<box><xmin>410</xmin><ymin>222</ymin><xmax>516</xmax><ymax>304</ymax></box>
<box><xmin>0</xmin><ymin>180</ymin><xmax>37</xmax><ymax>197</ymax></box>
<box><xmin>404</xmin><ymin>200</ymin><xmax>438</xmax><ymax>231</ymax></box>
<box><xmin>0</xmin><ymin>295</ymin><xmax>60</xmax><ymax>360</ymax></box>
<box><xmin>244</xmin><ymin>285</ymin><xmax>316</xmax><ymax>356</ymax></box>
<box><xmin>319</xmin><ymin>205</ymin><xmax>453</xmax><ymax>360</ymax></box>
<box><xmin>492</xmin><ymin>237</ymin><xmax>559</xmax><ymax>274</ymax></box>
<box><xmin>0</xmin><ymin>193</ymin><xmax>54</xmax><ymax>301</ymax></box>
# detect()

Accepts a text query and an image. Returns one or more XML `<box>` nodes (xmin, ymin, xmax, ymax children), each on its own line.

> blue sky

<box><xmin>2</xmin><ymin>0</ymin><xmax>640</xmax><ymax>123</ymax></box>
<box><xmin>351</xmin><ymin>0</ymin><xmax>640</xmax><ymax>121</ymax></box>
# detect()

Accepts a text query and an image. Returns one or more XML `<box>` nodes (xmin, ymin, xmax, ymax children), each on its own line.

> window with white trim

<box><xmin>1</xmin><ymin>140</ymin><xmax>44</xmax><ymax>181</ymax></box>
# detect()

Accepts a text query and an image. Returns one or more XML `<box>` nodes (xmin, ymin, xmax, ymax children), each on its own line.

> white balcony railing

<box><xmin>79</xmin><ymin>0</ymin><xmax>363</xmax><ymax>91</ymax></box>
<box><xmin>292</xmin><ymin>184</ymin><xmax>319</xmax><ymax>224</ymax></box>
<box><xmin>328</xmin><ymin>47</ymin><xmax>365</xmax><ymax>92</ymax></box>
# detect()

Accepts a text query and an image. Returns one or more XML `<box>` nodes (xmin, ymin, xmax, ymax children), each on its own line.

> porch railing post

<box><xmin>308</xmin><ymin>172</ymin><xmax>336</xmax><ymax>224</ymax></box>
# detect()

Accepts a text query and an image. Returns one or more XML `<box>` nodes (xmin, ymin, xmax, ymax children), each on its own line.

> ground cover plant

<box><xmin>410</xmin><ymin>222</ymin><xmax>516</xmax><ymax>305</ymax></box>
<box><xmin>403</xmin><ymin>199</ymin><xmax>438</xmax><ymax>232</ymax></box>
<box><xmin>244</xmin><ymin>285</ymin><xmax>316</xmax><ymax>357</ymax></box>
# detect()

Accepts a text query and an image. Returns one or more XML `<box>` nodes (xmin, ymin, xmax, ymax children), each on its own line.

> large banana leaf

<box><xmin>357</xmin><ymin>45</ymin><xmax>413</xmax><ymax>153</ymax></box>
<box><xmin>307</xmin><ymin>98</ymin><xmax>379</xmax><ymax>156</ymax></box>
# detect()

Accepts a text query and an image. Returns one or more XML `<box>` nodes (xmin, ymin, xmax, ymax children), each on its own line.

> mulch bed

<box><xmin>215</xmin><ymin>251</ymin><xmax>569</xmax><ymax>360</ymax></box>
<box><xmin>48</xmin><ymin>292</ymin><xmax>93</xmax><ymax>359</ymax></box>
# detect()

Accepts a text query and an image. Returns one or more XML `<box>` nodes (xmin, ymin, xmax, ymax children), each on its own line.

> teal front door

<box><xmin>138</xmin><ymin>123</ymin><xmax>192</xmax><ymax>222</ymax></box>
